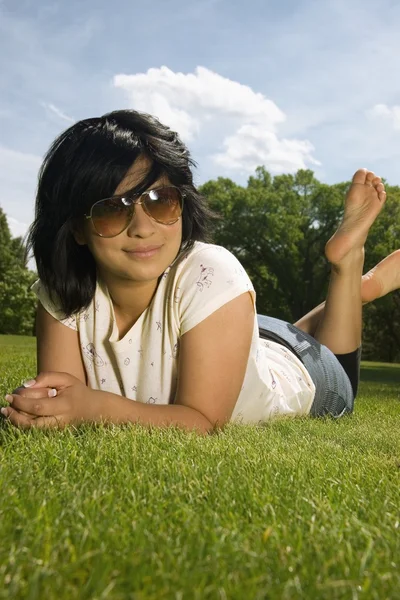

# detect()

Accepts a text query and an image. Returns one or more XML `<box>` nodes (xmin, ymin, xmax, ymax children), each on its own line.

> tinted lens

<box><xmin>144</xmin><ymin>187</ymin><xmax>182</xmax><ymax>224</ymax></box>
<box><xmin>91</xmin><ymin>197</ymin><xmax>132</xmax><ymax>237</ymax></box>
<box><xmin>90</xmin><ymin>187</ymin><xmax>183</xmax><ymax>237</ymax></box>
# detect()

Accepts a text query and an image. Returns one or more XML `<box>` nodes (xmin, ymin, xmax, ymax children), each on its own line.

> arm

<box><xmin>6</xmin><ymin>293</ymin><xmax>254</xmax><ymax>434</ymax></box>
<box><xmin>98</xmin><ymin>290</ymin><xmax>255</xmax><ymax>433</ymax></box>
<box><xmin>95</xmin><ymin>391</ymin><xmax>214</xmax><ymax>435</ymax></box>
<box><xmin>36</xmin><ymin>302</ymin><xmax>87</xmax><ymax>383</ymax></box>
<box><xmin>4</xmin><ymin>302</ymin><xmax>87</xmax><ymax>417</ymax></box>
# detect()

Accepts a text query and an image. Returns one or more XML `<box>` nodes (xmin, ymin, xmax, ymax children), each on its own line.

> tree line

<box><xmin>0</xmin><ymin>167</ymin><xmax>399</xmax><ymax>361</ymax></box>
<box><xmin>200</xmin><ymin>168</ymin><xmax>400</xmax><ymax>363</ymax></box>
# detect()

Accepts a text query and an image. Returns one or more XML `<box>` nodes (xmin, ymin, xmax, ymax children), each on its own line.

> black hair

<box><xmin>27</xmin><ymin>109</ymin><xmax>221</xmax><ymax>316</ymax></box>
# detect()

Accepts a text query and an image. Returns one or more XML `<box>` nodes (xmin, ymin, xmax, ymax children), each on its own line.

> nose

<box><xmin>126</xmin><ymin>202</ymin><xmax>157</xmax><ymax>237</ymax></box>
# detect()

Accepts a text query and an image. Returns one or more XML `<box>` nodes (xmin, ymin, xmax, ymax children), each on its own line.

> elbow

<box><xmin>193</xmin><ymin>415</ymin><xmax>214</xmax><ymax>436</ymax></box>
<box><xmin>196</xmin><ymin>415</ymin><xmax>227</xmax><ymax>436</ymax></box>
<box><xmin>184</xmin><ymin>407</ymin><xmax>215</xmax><ymax>436</ymax></box>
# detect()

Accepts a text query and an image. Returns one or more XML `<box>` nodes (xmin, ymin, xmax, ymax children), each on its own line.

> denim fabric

<box><xmin>257</xmin><ymin>315</ymin><xmax>356</xmax><ymax>418</ymax></box>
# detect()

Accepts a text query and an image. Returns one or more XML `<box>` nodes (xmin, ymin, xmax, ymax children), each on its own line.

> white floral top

<box><xmin>31</xmin><ymin>242</ymin><xmax>315</xmax><ymax>424</ymax></box>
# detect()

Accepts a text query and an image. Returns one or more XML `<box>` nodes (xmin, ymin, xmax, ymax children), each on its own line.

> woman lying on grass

<box><xmin>2</xmin><ymin>110</ymin><xmax>399</xmax><ymax>433</ymax></box>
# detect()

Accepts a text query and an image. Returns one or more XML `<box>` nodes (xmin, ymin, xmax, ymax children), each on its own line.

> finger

<box><xmin>7</xmin><ymin>393</ymin><xmax>62</xmax><ymax>417</ymax></box>
<box><xmin>26</xmin><ymin>372</ymin><xmax>80</xmax><ymax>390</ymax></box>
<box><xmin>10</xmin><ymin>387</ymin><xmax>56</xmax><ymax>399</ymax></box>
<box><xmin>2</xmin><ymin>405</ymin><xmax>35</xmax><ymax>418</ymax></box>
<box><xmin>2</xmin><ymin>406</ymin><xmax>37</xmax><ymax>429</ymax></box>
<box><xmin>3</xmin><ymin>407</ymin><xmax>63</xmax><ymax>429</ymax></box>
<box><xmin>27</xmin><ymin>415</ymin><xmax>64</xmax><ymax>429</ymax></box>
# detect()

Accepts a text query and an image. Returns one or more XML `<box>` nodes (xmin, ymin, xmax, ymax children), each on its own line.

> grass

<box><xmin>0</xmin><ymin>335</ymin><xmax>399</xmax><ymax>600</ymax></box>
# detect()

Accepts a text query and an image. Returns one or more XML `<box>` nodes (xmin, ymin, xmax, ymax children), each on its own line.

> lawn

<box><xmin>0</xmin><ymin>335</ymin><xmax>399</xmax><ymax>600</ymax></box>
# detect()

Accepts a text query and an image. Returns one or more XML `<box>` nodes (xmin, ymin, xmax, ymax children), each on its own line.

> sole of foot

<box><xmin>325</xmin><ymin>168</ymin><xmax>387</xmax><ymax>270</ymax></box>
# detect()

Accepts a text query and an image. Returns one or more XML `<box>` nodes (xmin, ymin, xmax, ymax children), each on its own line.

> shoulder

<box><xmin>30</xmin><ymin>278</ymin><xmax>86</xmax><ymax>331</ymax></box>
<box><xmin>169</xmin><ymin>242</ymin><xmax>255</xmax><ymax>335</ymax></box>
<box><xmin>176</xmin><ymin>242</ymin><xmax>250</xmax><ymax>282</ymax></box>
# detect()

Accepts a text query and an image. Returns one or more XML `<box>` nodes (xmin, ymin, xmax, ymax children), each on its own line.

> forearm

<box><xmin>95</xmin><ymin>390</ymin><xmax>213</xmax><ymax>435</ymax></box>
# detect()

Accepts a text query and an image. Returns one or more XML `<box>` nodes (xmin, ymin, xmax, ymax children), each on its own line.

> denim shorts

<box><xmin>257</xmin><ymin>315</ymin><xmax>355</xmax><ymax>418</ymax></box>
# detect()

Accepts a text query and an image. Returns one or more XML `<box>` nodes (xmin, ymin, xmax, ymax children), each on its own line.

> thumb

<box><xmin>24</xmin><ymin>371</ymin><xmax>80</xmax><ymax>390</ymax></box>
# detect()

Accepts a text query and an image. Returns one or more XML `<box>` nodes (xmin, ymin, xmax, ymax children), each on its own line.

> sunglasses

<box><xmin>84</xmin><ymin>186</ymin><xmax>185</xmax><ymax>238</ymax></box>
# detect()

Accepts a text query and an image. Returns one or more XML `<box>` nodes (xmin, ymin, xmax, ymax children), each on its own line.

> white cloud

<box><xmin>113</xmin><ymin>66</ymin><xmax>318</xmax><ymax>174</ymax></box>
<box><xmin>41</xmin><ymin>102</ymin><xmax>75</xmax><ymax>123</ymax></box>
<box><xmin>213</xmin><ymin>124</ymin><xmax>321</xmax><ymax>174</ymax></box>
<box><xmin>366</xmin><ymin>104</ymin><xmax>400</xmax><ymax>130</ymax></box>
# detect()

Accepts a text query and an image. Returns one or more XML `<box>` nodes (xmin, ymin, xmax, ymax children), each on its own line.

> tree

<box><xmin>201</xmin><ymin>168</ymin><xmax>400</xmax><ymax>362</ymax></box>
<box><xmin>362</xmin><ymin>183</ymin><xmax>400</xmax><ymax>361</ymax></box>
<box><xmin>0</xmin><ymin>208</ymin><xmax>15</xmax><ymax>279</ymax></box>
<box><xmin>0</xmin><ymin>206</ymin><xmax>37</xmax><ymax>336</ymax></box>
<box><xmin>10</xmin><ymin>236</ymin><xmax>29</xmax><ymax>269</ymax></box>
<box><xmin>0</xmin><ymin>266</ymin><xmax>37</xmax><ymax>335</ymax></box>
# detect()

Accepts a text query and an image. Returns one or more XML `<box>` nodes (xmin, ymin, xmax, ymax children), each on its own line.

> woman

<box><xmin>2</xmin><ymin>109</ymin><xmax>398</xmax><ymax>433</ymax></box>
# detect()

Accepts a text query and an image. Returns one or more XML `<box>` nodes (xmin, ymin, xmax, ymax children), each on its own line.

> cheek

<box><xmin>86</xmin><ymin>238</ymin><xmax>117</xmax><ymax>266</ymax></box>
<box><xmin>162</xmin><ymin>221</ymin><xmax>182</xmax><ymax>246</ymax></box>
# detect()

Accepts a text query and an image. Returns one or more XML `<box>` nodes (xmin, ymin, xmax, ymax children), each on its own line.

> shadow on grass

<box><xmin>360</xmin><ymin>362</ymin><xmax>400</xmax><ymax>384</ymax></box>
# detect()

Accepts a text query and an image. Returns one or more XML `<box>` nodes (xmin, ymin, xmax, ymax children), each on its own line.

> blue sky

<box><xmin>1</xmin><ymin>0</ymin><xmax>400</xmax><ymax>242</ymax></box>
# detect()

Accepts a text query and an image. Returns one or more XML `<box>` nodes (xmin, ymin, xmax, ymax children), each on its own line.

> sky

<box><xmin>1</xmin><ymin>0</ymin><xmax>400</xmax><ymax>247</ymax></box>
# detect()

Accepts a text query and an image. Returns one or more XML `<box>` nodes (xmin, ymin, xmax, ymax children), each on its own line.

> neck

<box><xmin>99</xmin><ymin>270</ymin><xmax>160</xmax><ymax>319</ymax></box>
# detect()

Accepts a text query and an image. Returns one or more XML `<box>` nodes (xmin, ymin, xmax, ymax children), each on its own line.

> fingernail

<box><xmin>1</xmin><ymin>407</ymin><xmax>8</xmax><ymax>417</ymax></box>
<box><xmin>48</xmin><ymin>388</ymin><xmax>57</xmax><ymax>398</ymax></box>
<box><xmin>5</xmin><ymin>394</ymin><xmax>13</xmax><ymax>403</ymax></box>
<box><xmin>23</xmin><ymin>379</ymin><xmax>36</xmax><ymax>387</ymax></box>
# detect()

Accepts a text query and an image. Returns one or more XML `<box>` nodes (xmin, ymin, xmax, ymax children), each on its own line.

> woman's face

<box><xmin>76</xmin><ymin>155</ymin><xmax>183</xmax><ymax>285</ymax></box>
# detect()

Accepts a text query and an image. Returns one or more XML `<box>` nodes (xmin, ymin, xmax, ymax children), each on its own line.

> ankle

<box><xmin>328</xmin><ymin>248</ymin><xmax>365</xmax><ymax>275</ymax></box>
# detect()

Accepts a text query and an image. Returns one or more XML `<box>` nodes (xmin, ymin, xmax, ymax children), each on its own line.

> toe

<box><xmin>365</xmin><ymin>171</ymin><xmax>376</xmax><ymax>185</ymax></box>
<box><xmin>378</xmin><ymin>190</ymin><xmax>387</xmax><ymax>203</ymax></box>
<box><xmin>352</xmin><ymin>168</ymin><xmax>368</xmax><ymax>184</ymax></box>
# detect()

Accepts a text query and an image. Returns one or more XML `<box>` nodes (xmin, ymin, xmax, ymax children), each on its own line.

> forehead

<box><xmin>114</xmin><ymin>154</ymin><xmax>168</xmax><ymax>195</ymax></box>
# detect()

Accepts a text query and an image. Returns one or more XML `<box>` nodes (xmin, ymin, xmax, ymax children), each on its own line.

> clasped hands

<box><xmin>1</xmin><ymin>372</ymin><xmax>102</xmax><ymax>429</ymax></box>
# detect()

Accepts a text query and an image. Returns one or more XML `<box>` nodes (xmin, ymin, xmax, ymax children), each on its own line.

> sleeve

<box><xmin>30</xmin><ymin>279</ymin><xmax>78</xmax><ymax>331</ymax></box>
<box><xmin>176</xmin><ymin>245</ymin><xmax>256</xmax><ymax>335</ymax></box>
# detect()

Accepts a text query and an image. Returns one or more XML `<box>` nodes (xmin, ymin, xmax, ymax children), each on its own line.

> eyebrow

<box><xmin>115</xmin><ymin>180</ymin><xmax>167</xmax><ymax>197</ymax></box>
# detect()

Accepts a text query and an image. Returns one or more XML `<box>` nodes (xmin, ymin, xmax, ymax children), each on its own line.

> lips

<box><xmin>124</xmin><ymin>245</ymin><xmax>163</xmax><ymax>259</ymax></box>
<box><xmin>125</xmin><ymin>245</ymin><xmax>163</xmax><ymax>253</ymax></box>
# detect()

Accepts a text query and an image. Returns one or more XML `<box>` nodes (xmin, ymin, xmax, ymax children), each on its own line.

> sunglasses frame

<box><xmin>84</xmin><ymin>185</ymin><xmax>185</xmax><ymax>238</ymax></box>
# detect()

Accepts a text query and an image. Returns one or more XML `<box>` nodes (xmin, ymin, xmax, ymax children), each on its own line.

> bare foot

<box><xmin>325</xmin><ymin>169</ymin><xmax>387</xmax><ymax>268</ymax></box>
<box><xmin>361</xmin><ymin>249</ymin><xmax>400</xmax><ymax>302</ymax></box>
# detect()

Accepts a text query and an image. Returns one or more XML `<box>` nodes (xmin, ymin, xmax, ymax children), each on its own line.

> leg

<box><xmin>258</xmin><ymin>171</ymin><xmax>386</xmax><ymax>415</ymax></box>
<box><xmin>309</xmin><ymin>169</ymin><xmax>386</xmax><ymax>354</ymax></box>
<box><xmin>314</xmin><ymin>254</ymin><xmax>363</xmax><ymax>353</ymax></box>
<box><xmin>295</xmin><ymin>214</ymin><xmax>398</xmax><ymax>337</ymax></box>
<box><xmin>294</xmin><ymin>300</ymin><xmax>326</xmax><ymax>336</ymax></box>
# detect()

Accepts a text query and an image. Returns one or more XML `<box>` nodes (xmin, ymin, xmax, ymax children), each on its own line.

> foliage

<box><xmin>0</xmin><ymin>266</ymin><xmax>37</xmax><ymax>335</ymax></box>
<box><xmin>0</xmin><ymin>169</ymin><xmax>399</xmax><ymax>360</ymax></box>
<box><xmin>0</xmin><ymin>209</ymin><xmax>15</xmax><ymax>280</ymax></box>
<box><xmin>0</xmin><ymin>206</ymin><xmax>37</xmax><ymax>335</ymax></box>
<box><xmin>201</xmin><ymin>169</ymin><xmax>400</xmax><ymax>362</ymax></box>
